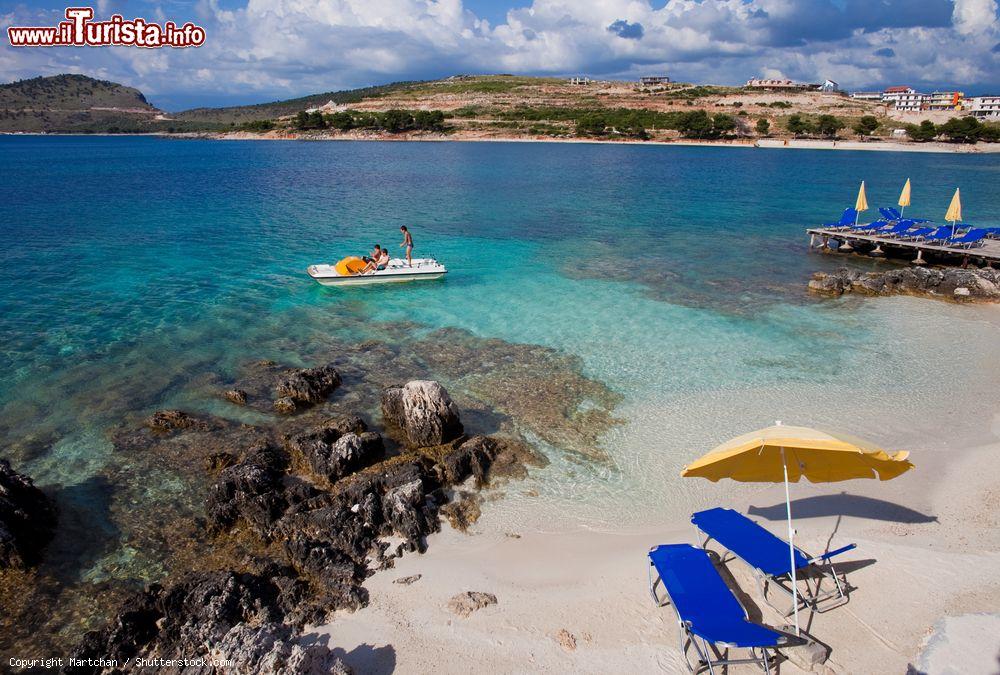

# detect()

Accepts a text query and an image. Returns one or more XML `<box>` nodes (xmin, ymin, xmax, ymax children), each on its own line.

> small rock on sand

<box><xmin>554</xmin><ymin>629</ymin><xmax>577</xmax><ymax>652</ymax></box>
<box><xmin>447</xmin><ymin>591</ymin><xmax>497</xmax><ymax>617</ymax></box>
<box><xmin>393</xmin><ymin>574</ymin><xmax>422</xmax><ymax>585</ymax></box>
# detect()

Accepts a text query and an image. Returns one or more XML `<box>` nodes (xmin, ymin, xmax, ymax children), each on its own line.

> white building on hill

<box><xmin>966</xmin><ymin>95</ymin><xmax>1000</xmax><ymax>119</ymax></box>
<box><xmin>305</xmin><ymin>100</ymin><xmax>347</xmax><ymax>114</ymax></box>
<box><xmin>882</xmin><ymin>86</ymin><xmax>924</xmax><ymax>111</ymax></box>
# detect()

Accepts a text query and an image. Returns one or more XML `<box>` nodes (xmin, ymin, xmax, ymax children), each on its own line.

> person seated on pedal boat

<box><xmin>361</xmin><ymin>244</ymin><xmax>381</xmax><ymax>265</ymax></box>
<box><xmin>362</xmin><ymin>246</ymin><xmax>390</xmax><ymax>274</ymax></box>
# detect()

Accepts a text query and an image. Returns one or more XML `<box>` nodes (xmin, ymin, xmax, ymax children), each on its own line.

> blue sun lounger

<box><xmin>879</xmin><ymin>206</ymin><xmax>902</xmax><ymax>221</ymax></box>
<box><xmin>648</xmin><ymin>544</ymin><xmax>799</xmax><ymax>674</ymax></box>
<box><xmin>692</xmin><ymin>508</ymin><xmax>856</xmax><ymax>617</ymax></box>
<box><xmin>823</xmin><ymin>207</ymin><xmax>857</xmax><ymax>229</ymax></box>
<box><xmin>852</xmin><ymin>219</ymin><xmax>889</xmax><ymax>232</ymax></box>
<box><xmin>947</xmin><ymin>228</ymin><xmax>988</xmax><ymax>248</ymax></box>
<box><xmin>899</xmin><ymin>226</ymin><xmax>935</xmax><ymax>241</ymax></box>
<box><xmin>922</xmin><ymin>227</ymin><xmax>956</xmax><ymax>244</ymax></box>
<box><xmin>881</xmin><ymin>219</ymin><xmax>916</xmax><ymax>236</ymax></box>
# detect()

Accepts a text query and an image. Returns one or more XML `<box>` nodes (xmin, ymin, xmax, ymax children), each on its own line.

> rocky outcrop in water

<box><xmin>69</xmin><ymin>376</ymin><xmax>538</xmax><ymax>673</ymax></box>
<box><xmin>274</xmin><ymin>364</ymin><xmax>342</xmax><ymax>410</ymax></box>
<box><xmin>0</xmin><ymin>459</ymin><xmax>56</xmax><ymax>570</ymax></box>
<box><xmin>809</xmin><ymin>266</ymin><xmax>1000</xmax><ymax>302</ymax></box>
<box><xmin>283</xmin><ymin>416</ymin><xmax>384</xmax><ymax>483</ymax></box>
<box><xmin>145</xmin><ymin>410</ymin><xmax>212</xmax><ymax>433</ymax></box>
<box><xmin>381</xmin><ymin>380</ymin><xmax>464</xmax><ymax>447</ymax></box>
<box><xmin>205</xmin><ymin>441</ymin><xmax>288</xmax><ymax>537</ymax></box>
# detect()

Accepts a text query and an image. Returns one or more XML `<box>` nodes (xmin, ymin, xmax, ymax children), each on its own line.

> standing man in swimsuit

<box><xmin>399</xmin><ymin>225</ymin><xmax>413</xmax><ymax>267</ymax></box>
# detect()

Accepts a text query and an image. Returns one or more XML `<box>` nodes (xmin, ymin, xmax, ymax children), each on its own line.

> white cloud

<box><xmin>953</xmin><ymin>0</ymin><xmax>999</xmax><ymax>35</ymax></box>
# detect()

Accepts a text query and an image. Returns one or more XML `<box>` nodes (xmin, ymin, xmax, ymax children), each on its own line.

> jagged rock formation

<box><xmin>381</xmin><ymin>380</ymin><xmax>464</xmax><ymax>447</ymax></box>
<box><xmin>68</xmin><ymin>376</ymin><xmax>536</xmax><ymax>673</ymax></box>
<box><xmin>68</xmin><ymin>566</ymin><xmax>351</xmax><ymax>675</ymax></box>
<box><xmin>808</xmin><ymin>266</ymin><xmax>1000</xmax><ymax>302</ymax></box>
<box><xmin>0</xmin><ymin>459</ymin><xmax>57</xmax><ymax>570</ymax></box>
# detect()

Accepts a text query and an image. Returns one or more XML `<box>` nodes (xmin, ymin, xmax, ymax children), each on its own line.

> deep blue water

<box><xmin>1</xmin><ymin>136</ymin><xmax>999</xmax><ymax>599</ymax></box>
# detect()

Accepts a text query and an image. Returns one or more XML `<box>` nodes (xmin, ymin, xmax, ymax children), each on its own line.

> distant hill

<box><xmin>0</xmin><ymin>74</ymin><xmax>181</xmax><ymax>133</ymax></box>
<box><xmin>0</xmin><ymin>74</ymin><xmax>155</xmax><ymax>110</ymax></box>
<box><xmin>172</xmin><ymin>81</ymin><xmax>419</xmax><ymax>124</ymax></box>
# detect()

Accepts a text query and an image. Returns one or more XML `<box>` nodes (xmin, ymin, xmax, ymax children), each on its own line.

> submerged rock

<box><xmin>809</xmin><ymin>267</ymin><xmax>1000</xmax><ymax>302</ymax></box>
<box><xmin>447</xmin><ymin>591</ymin><xmax>497</xmax><ymax>617</ymax></box>
<box><xmin>428</xmin><ymin>435</ymin><xmax>542</xmax><ymax>488</ymax></box>
<box><xmin>381</xmin><ymin>380</ymin><xmax>464</xmax><ymax>447</ymax></box>
<box><xmin>145</xmin><ymin>410</ymin><xmax>211</xmax><ymax>433</ymax></box>
<box><xmin>0</xmin><ymin>459</ymin><xmax>57</xmax><ymax>570</ymax></box>
<box><xmin>440</xmin><ymin>491</ymin><xmax>482</xmax><ymax>532</ymax></box>
<box><xmin>275</xmin><ymin>364</ymin><xmax>342</xmax><ymax>405</ymax></box>
<box><xmin>407</xmin><ymin>328</ymin><xmax>621</xmax><ymax>460</ymax></box>
<box><xmin>224</xmin><ymin>389</ymin><xmax>248</xmax><ymax>406</ymax></box>
<box><xmin>273</xmin><ymin>397</ymin><xmax>297</xmax><ymax>415</ymax></box>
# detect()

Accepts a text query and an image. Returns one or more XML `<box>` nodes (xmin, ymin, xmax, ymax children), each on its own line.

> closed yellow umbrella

<box><xmin>945</xmin><ymin>188</ymin><xmax>962</xmax><ymax>237</ymax></box>
<box><xmin>898</xmin><ymin>178</ymin><xmax>911</xmax><ymax>217</ymax></box>
<box><xmin>681</xmin><ymin>423</ymin><xmax>913</xmax><ymax>634</ymax></box>
<box><xmin>854</xmin><ymin>181</ymin><xmax>868</xmax><ymax>224</ymax></box>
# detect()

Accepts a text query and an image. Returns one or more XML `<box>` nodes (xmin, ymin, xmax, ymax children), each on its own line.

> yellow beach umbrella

<box><xmin>945</xmin><ymin>188</ymin><xmax>962</xmax><ymax>236</ymax></box>
<box><xmin>681</xmin><ymin>423</ymin><xmax>913</xmax><ymax>634</ymax></box>
<box><xmin>853</xmin><ymin>181</ymin><xmax>868</xmax><ymax>224</ymax></box>
<box><xmin>898</xmin><ymin>178</ymin><xmax>911</xmax><ymax>217</ymax></box>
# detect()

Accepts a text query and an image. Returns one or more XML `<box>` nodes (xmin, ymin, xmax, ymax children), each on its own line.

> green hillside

<box><xmin>173</xmin><ymin>80</ymin><xmax>420</xmax><ymax>124</ymax></box>
<box><xmin>0</xmin><ymin>74</ymin><xmax>155</xmax><ymax>111</ymax></box>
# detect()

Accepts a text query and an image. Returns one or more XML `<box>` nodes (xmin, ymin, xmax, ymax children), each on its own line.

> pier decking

<box><xmin>806</xmin><ymin>227</ymin><xmax>1000</xmax><ymax>266</ymax></box>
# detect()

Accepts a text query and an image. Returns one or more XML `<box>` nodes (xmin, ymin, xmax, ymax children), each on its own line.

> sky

<box><xmin>2</xmin><ymin>0</ymin><xmax>999</xmax><ymax>111</ymax></box>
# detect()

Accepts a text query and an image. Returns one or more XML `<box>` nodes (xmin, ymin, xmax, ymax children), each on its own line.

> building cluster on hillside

<box><xmin>849</xmin><ymin>87</ymin><xmax>1000</xmax><ymax>118</ymax></box>
<box><xmin>568</xmin><ymin>75</ymin><xmax>672</xmax><ymax>86</ymax></box>
<box><xmin>304</xmin><ymin>100</ymin><xmax>348</xmax><ymax>114</ymax></box>
<box><xmin>745</xmin><ymin>78</ymin><xmax>840</xmax><ymax>92</ymax></box>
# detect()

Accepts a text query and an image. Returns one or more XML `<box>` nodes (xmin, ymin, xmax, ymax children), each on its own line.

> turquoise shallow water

<box><xmin>2</xmin><ymin>136</ymin><xmax>1000</xmax><ymax>572</ymax></box>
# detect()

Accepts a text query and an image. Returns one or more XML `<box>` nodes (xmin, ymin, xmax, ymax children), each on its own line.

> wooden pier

<box><xmin>806</xmin><ymin>227</ymin><xmax>1000</xmax><ymax>266</ymax></box>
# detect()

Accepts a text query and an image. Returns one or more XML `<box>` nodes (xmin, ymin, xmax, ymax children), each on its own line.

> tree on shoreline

<box><xmin>905</xmin><ymin>120</ymin><xmax>938</xmax><ymax>142</ymax></box>
<box><xmin>755</xmin><ymin>118</ymin><xmax>770</xmax><ymax>136</ymax></box>
<box><xmin>853</xmin><ymin>115</ymin><xmax>880</xmax><ymax>138</ymax></box>
<box><xmin>816</xmin><ymin>114</ymin><xmax>845</xmax><ymax>138</ymax></box>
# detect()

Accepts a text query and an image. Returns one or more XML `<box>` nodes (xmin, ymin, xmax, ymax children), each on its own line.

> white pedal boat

<box><xmin>307</xmin><ymin>256</ymin><xmax>447</xmax><ymax>287</ymax></box>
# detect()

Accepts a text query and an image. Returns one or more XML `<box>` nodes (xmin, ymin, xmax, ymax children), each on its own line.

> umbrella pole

<box><xmin>782</xmin><ymin>448</ymin><xmax>800</xmax><ymax>635</ymax></box>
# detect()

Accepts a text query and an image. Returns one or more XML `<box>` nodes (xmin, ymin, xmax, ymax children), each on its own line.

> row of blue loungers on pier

<box><xmin>647</xmin><ymin>508</ymin><xmax>857</xmax><ymax>674</ymax></box>
<box><xmin>823</xmin><ymin>206</ymin><xmax>999</xmax><ymax>249</ymax></box>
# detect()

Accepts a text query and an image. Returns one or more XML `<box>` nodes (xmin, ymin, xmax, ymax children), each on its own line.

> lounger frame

<box><xmin>647</xmin><ymin>551</ymin><xmax>776</xmax><ymax>674</ymax></box>
<box><xmin>698</xmin><ymin>533</ymin><xmax>854</xmax><ymax>618</ymax></box>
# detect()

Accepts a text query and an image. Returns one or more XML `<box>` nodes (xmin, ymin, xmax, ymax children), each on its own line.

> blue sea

<box><xmin>2</xmin><ymin>137</ymin><xmax>1000</xmax><ymax>641</ymax></box>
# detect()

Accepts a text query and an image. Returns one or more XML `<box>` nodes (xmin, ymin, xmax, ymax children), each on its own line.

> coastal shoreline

<box><xmin>4</xmin><ymin>130</ymin><xmax>999</xmax><ymax>154</ymax></box>
<box><xmin>315</xmin><ymin>394</ymin><xmax>1000</xmax><ymax>674</ymax></box>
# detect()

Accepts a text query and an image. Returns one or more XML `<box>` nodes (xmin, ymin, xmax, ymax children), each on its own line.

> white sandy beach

<box><xmin>311</xmin><ymin>356</ymin><xmax>1000</xmax><ymax>673</ymax></box>
<box><xmin>200</xmin><ymin>130</ymin><xmax>1000</xmax><ymax>154</ymax></box>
